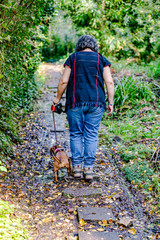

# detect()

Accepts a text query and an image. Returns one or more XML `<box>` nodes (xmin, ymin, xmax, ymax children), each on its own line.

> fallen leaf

<box><xmin>79</xmin><ymin>218</ymin><xmax>85</xmax><ymax>226</ymax></box>
<box><xmin>102</xmin><ymin>220</ymin><xmax>107</xmax><ymax>225</ymax></box>
<box><xmin>18</xmin><ymin>193</ymin><xmax>26</xmax><ymax>198</ymax></box>
<box><xmin>68</xmin><ymin>208</ymin><xmax>74</xmax><ymax>213</ymax></box>
<box><xmin>97</xmin><ymin>228</ymin><xmax>104</xmax><ymax>231</ymax></box>
<box><xmin>128</xmin><ymin>227</ymin><xmax>136</xmax><ymax>235</ymax></box>
<box><xmin>42</xmin><ymin>217</ymin><xmax>51</xmax><ymax>223</ymax></box>
<box><xmin>108</xmin><ymin>218</ymin><xmax>114</xmax><ymax>224</ymax></box>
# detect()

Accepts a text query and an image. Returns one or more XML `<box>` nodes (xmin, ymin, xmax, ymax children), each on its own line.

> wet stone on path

<box><xmin>78</xmin><ymin>207</ymin><xmax>115</xmax><ymax>221</ymax></box>
<box><xmin>50</xmin><ymin>128</ymin><xmax>66</xmax><ymax>132</ymax></box>
<box><xmin>63</xmin><ymin>187</ymin><xmax>102</xmax><ymax>198</ymax></box>
<box><xmin>78</xmin><ymin>231</ymin><xmax>120</xmax><ymax>240</ymax></box>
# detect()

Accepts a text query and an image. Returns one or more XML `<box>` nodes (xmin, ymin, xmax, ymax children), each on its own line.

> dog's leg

<box><xmin>54</xmin><ymin>169</ymin><xmax>58</xmax><ymax>182</ymax></box>
<box><xmin>68</xmin><ymin>158</ymin><xmax>71</xmax><ymax>175</ymax></box>
<box><xmin>67</xmin><ymin>167</ymin><xmax>70</xmax><ymax>175</ymax></box>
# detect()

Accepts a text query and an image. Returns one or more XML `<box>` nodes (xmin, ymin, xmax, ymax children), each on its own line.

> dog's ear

<box><xmin>50</xmin><ymin>147</ymin><xmax>54</xmax><ymax>155</ymax></box>
<box><xmin>51</xmin><ymin>146</ymin><xmax>56</xmax><ymax>151</ymax></box>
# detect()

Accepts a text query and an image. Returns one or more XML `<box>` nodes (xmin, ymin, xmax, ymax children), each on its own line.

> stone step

<box><xmin>78</xmin><ymin>231</ymin><xmax>120</xmax><ymax>240</ymax></box>
<box><xmin>63</xmin><ymin>187</ymin><xmax>102</xmax><ymax>198</ymax></box>
<box><xmin>50</xmin><ymin>128</ymin><xmax>66</xmax><ymax>132</ymax></box>
<box><xmin>78</xmin><ymin>207</ymin><xmax>115</xmax><ymax>222</ymax></box>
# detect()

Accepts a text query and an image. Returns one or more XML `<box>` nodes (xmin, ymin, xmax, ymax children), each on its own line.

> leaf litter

<box><xmin>0</xmin><ymin>63</ymin><xmax>159</xmax><ymax>240</ymax></box>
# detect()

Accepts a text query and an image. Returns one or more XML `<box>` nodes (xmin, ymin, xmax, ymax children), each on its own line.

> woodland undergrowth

<box><xmin>0</xmin><ymin>0</ymin><xmax>159</xmax><ymax>235</ymax></box>
<box><xmin>101</xmin><ymin>70</ymin><xmax>160</xmax><ymax>215</ymax></box>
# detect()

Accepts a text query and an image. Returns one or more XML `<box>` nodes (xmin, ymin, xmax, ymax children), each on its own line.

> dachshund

<box><xmin>50</xmin><ymin>145</ymin><xmax>71</xmax><ymax>182</ymax></box>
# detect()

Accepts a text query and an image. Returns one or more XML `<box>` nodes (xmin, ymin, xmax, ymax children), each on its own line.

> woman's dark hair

<box><xmin>75</xmin><ymin>35</ymin><xmax>99</xmax><ymax>52</ymax></box>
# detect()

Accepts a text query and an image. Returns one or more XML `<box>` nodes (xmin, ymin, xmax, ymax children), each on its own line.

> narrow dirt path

<box><xmin>0</xmin><ymin>63</ymin><xmax>157</xmax><ymax>240</ymax></box>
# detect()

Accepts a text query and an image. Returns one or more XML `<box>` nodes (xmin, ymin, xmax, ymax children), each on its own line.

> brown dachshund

<box><xmin>50</xmin><ymin>145</ymin><xmax>71</xmax><ymax>182</ymax></box>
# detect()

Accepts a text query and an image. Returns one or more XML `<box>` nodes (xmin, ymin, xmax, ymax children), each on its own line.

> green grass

<box><xmin>102</xmin><ymin>109</ymin><xmax>160</xmax><ymax>142</ymax></box>
<box><xmin>114</xmin><ymin>76</ymin><xmax>156</xmax><ymax>112</ymax></box>
<box><xmin>110</xmin><ymin>56</ymin><xmax>160</xmax><ymax>80</ymax></box>
<box><xmin>0</xmin><ymin>200</ymin><xmax>29</xmax><ymax>239</ymax></box>
<box><xmin>123</xmin><ymin>160</ymin><xmax>154</xmax><ymax>188</ymax></box>
<box><xmin>102</xmin><ymin>99</ymin><xmax>160</xmax><ymax>212</ymax></box>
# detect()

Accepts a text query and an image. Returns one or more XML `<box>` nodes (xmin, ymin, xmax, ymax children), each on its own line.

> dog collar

<box><xmin>55</xmin><ymin>148</ymin><xmax>64</xmax><ymax>154</ymax></box>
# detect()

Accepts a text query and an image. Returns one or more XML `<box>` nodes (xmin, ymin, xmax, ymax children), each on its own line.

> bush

<box><xmin>42</xmin><ymin>11</ymin><xmax>77</xmax><ymax>61</ymax></box>
<box><xmin>0</xmin><ymin>200</ymin><xmax>29</xmax><ymax>239</ymax></box>
<box><xmin>124</xmin><ymin>160</ymin><xmax>154</xmax><ymax>190</ymax></box>
<box><xmin>113</xmin><ymin>76</ymin><xmax>156</xmax><ymax>111</ymax></box>
<box><xmin>59</xmin><ymin>0</ymin><xmax>160</xmax><ymax>62</ymax></box>
<box><xmin>0</xmin><ymin>0</ymin><xmax>55</xmax><ymax>165</ymax></box>
<box><xmin>120</xmin><ymin>143</ymin><xmax>153</xmax><ymax>163</ymax></box>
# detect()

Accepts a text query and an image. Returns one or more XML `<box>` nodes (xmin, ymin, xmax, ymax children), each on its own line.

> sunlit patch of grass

<box><xmin>110</xmin><ymin>57</ymin><xmax>160</xmax><ymax>80</ymax></box>
<box><xmin>123</xmin><ymin>160</ymin><xmax>154</xmax><ymax>190</ymax></box>
<box><xmin>102</xmin><ymin>109</ymin><xmax>160</xmax><ymax>142</ymax></box>
<box><xmin>113</xmin><ymin>75</ymin><xmax>156</xmax><ymax>112</ymax></box>
<box><xmin>0</xmin><ymin>200</ymin><xmax>29</xmax><ymax>240</ymax></box>
<box><xmin>118</xmin><ymin>143</ymin><xmax>153</xmax><ymax>163</ymax></box>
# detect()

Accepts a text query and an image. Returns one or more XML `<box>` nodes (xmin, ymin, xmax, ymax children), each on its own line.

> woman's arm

<box><xmin>103</xmin><ymin>66</ymin><xmax>114</xmax><ymax>116</ymax></box>
<box><xmin>53</xmin><ymin>66</ymin><xmax>71</xmax><ymax>104</ymax></box>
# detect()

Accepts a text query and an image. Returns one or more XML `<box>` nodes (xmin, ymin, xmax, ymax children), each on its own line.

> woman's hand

<box><xmin>107</xmin><ymin>104</ymin><xmax>113</xmax><ymax>116</ymax></box>
<box><xmin>53</xmin><ymin>97</ymin><xmax>60</xmax><ymax>105</ymax></box>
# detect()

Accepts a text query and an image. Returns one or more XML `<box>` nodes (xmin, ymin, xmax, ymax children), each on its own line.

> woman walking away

<box><xmin>53</xmin><ymin>35</ymin><xmax>114</xmax><ymax>181</ymax></box>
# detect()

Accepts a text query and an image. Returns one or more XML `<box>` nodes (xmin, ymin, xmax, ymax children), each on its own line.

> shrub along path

<box><xmin>0</xmin><ymin>63</ymin><xmax>159</xmax><ymax>240</ymax></box>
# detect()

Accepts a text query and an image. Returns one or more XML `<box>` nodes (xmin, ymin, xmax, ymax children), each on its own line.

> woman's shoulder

<box><xmin>64</xmin><ymin>53</ymin><xmax>76</xmax><ymax>68</ymax></box>
<box><xmin>98</xmin><ymin>53</ymin><xmax>111</xmax><ymax>67</ymax></box>
<box><xmin>98</xmin><ymin>52</ymin><xmax>106</xmax><ymax>59</ymax></box>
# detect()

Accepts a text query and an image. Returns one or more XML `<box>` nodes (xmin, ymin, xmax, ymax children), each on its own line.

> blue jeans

<box><xmin>67</xmin><ymin>106</ymin><xmax>104</xmax><ymax>167</ymax></box>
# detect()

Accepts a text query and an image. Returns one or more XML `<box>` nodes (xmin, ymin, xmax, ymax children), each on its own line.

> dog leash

<box><xmin>51</xmin><ymin>103</ymin><xmax>64</xmax><ymax>144</ymax></box>
<box><xmin>51</xmin><ymin>104</ymin><xmax>58</xmax><ymax>144</ymax></box>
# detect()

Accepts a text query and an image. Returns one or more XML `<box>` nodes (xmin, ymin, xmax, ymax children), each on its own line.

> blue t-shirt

<box><xmin>64</xmin><ymin>51</ymin><xmax>111</xmax><ymax>111</ymax></box>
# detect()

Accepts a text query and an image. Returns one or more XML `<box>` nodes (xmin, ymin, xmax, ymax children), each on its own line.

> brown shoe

<box><xmin>84</xmin><ymin>167</ymin><xmax>93</xmax><ymax>181</ymax></box>
<box><xmin>73</xmin><ymin>165</ymin><xmax>82</xmax><ymax>178</ymax></box>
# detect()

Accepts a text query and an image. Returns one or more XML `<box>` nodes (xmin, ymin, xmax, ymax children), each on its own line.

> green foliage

<box><xmin>102</xmin><ymin>98</ymin><xmax>159</xmax><ymax>195</ymax></box>
<box><xmin>113</xmin><ymin>76</ymin><xmax>156</xmax><ymax>111</ymax></box>
<box><xmin>134</xmin><ymin>58</ymin><xmax>160</xmax><ymax>80</ymax></box>
<box><xmin>102</xmin><ymin>108</ymin><xmax>160</xmax><ymax>142</ymax></box>
<box><xmin>152</xmin><ymin>174</ymin><xmax>160</xmax><ymax>194</ymax></box>
<box><xmin>111</xmin><ymin>57</ymin><xmax>160</xmax><ymax>80</ymax></box>
<box><xmin>42</xmin><ymin>11</ymin><xmax>77</xmax><ymax>61</ymax></box>
<box><xmin>0</xmin><ymin>160</ymin><xmax>7</xmax><ymax>172</ymax></box>
<box><xmin>0</xmin><ymin>0</ymin><xmax>55</xmax><ymax>164</ymax></box>
<box><xmin>0</xmin><ymin>200</ymin><xmax>29</xmax><ymax>239</ymax></box>
<box><xmin>120</xmin><ymin>151</ymin><xmax>135</xmax><ymax>163</ymax></box>
<box><xmin>58</xmin><ymin>0</ymin><xmax>160</xmax><ymax>62</ymax></box>
<box><xmin>124</xmin><ymin>160</ymin><xmax>154</xmax><ymax>190</ymax></box>
<box><xmin>102</xmin><ymin>99</ymin><xmax>159</xmax><ymax>201</ymax></box>
<box><xmin>119</xmin><ymin>143</ymin><xmax>153</xmax><ymax>164</ymax></box>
